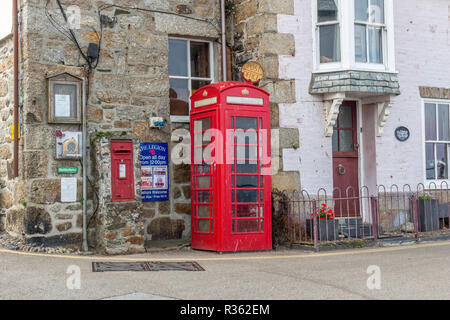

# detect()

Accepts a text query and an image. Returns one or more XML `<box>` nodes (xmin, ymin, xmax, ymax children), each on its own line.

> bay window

<box><xmin>317</xmin><ymin>0</ymin><xmax>341</xmax><ymax>63</ymax></box>
<box><xmin>314</xmin><ymin>0</ymin><xmax>394</xmax><ymax>72</ymax></box>
<box><xmin>354</xmin><ymin>0</ymin><xmax>385</xmax><ymax>64</ymax></box>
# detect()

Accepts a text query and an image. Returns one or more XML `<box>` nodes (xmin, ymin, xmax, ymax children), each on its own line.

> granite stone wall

<box><xmin>2</xmin><ymin>0</ymin><xmax>221</xmax><ymax>253</ymax></box>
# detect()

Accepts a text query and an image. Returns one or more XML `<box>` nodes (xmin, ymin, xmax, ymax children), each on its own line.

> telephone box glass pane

<box><xmin>237</xmin><ymin>190</ymin><xmax>258</xmax><ymax>203</ymax></box>
<box><xmin>197</xmin><ymin>220</ymin><xmax>210</xmax><ymax>233</ymax></box>
<box><xmin>236</xmin><ymin>117</ymin><xmax>257</xmax><ymax>130</ymax></box>
<box><xmin>236</xmin><ymin>164</ymin><xmax>258</xmax><ymax>173</ymax></box>
<box><xmin>236</xmin><ymin>220</ymin><xmax>259</xmax><ymax>233</ymax></box>
<box><xmin>236</xmin><ymin>176</ymin><xmax>258</xmax><ymax>188</ymax></box>
<box><xmin>236</xmin><ymin>205</ymin><xmax>258</xmax><ymax>218</ymax></box>
<box><xmin>196</xmin><ymin>176</ymin><xmax>211</xmax><ymax>188</ymax></box>
<box><xmin>197</xmin><ymin>206</ymin><xmax>210</xmax><ymax>218</ymax></box>
<box><xmin>194</xmin><ymin>118</ymin><xmax>210</xmax><ymax>132</ymax></box>
<box><xmin>197</xmin><ymin>191</ymin><xmax>210</xmax><ymax>203</ymax></box>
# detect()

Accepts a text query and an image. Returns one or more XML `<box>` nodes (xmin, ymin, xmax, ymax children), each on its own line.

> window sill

<box><xmin>170</xmin><ymin>115</ymin><xmax>190</xmax><ymax>123</ymax></box>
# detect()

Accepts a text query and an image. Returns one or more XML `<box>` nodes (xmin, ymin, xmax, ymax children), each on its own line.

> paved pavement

<box><xmin>0</xmin><ymin>241</ymin><xmax>449</xmax><ymax>300</ymax></box>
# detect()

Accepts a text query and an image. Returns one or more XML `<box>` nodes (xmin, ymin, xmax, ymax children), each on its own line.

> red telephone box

<box><xmin>190</xmin><ymin>82</ymin><xmax>272</xmax><ymax>252</ymax></box>
<box><xmin>111</xmin><ymin>140</ymin><xmax>135</xmax><ymax>202</ymax></box>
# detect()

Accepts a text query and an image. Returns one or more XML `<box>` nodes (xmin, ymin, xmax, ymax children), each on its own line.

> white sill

<box><xmin>170</xmin><ymin>116</ymin><xmax>190</xmax><ymax>123</ymax></box>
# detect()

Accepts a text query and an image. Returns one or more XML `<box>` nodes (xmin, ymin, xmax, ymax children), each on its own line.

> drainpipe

<box><xmin>220</xmin><ymin>0</ymin><xmax>227</xmax><ymax>82</ymax></box>
<box><xmin>13</xmin><ymin>0</ymin><xmax>19</xmax><ymax>178</ymax></box>
<box><xmin>82</xmin><ymin>77</ymin><xmax>88</xmax><ymax>252</ymax></box>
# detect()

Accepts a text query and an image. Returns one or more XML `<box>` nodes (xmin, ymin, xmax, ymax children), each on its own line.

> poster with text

<box><xmin>140</xmin><ymin>143</ymin><xmax>169</xmax><ymax>201</ymax></box>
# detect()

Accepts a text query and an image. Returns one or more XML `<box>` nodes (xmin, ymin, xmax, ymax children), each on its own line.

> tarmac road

<box><xmin>0</xmin><ymin>241</ymin><xmax>449</xmax><ymax>300</ymax></box>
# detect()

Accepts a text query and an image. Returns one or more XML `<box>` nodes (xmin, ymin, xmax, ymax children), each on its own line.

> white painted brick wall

<box><xmin>276</xmin><ymin>0</ymin><xmax>450</xmax><ymax>193</ymax></box>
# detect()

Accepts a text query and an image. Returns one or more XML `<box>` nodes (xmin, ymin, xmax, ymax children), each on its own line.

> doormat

<box><xmin>92</xmin><ymin>261</ymin><xmax>205</xmax><ymax>272</ymax></box>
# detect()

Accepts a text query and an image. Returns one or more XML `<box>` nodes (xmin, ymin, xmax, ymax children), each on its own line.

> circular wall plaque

<box><xmin>241</xmin><ymin>61</ymin><xmax>264</xmax><ymax>84</ymax></box>
<box><xmin>395</xmin><ymin>126</ymin><xmax>410</xmax><ymax>142</ymax></box>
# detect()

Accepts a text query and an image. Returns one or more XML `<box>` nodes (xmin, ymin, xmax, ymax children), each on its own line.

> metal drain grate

<box><xmin>92</xmin><ymin>261</ymin><xmax>205</xmax><ymax>272</ymax></box>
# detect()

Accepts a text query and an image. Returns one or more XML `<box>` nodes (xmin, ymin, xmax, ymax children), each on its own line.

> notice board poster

<box><xmin>140</xmin><ymin>143</ymin><xmax>169</xmax><ymax>202</ymax></box>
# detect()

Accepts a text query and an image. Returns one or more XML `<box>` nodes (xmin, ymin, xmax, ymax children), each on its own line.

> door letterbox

<box><xmin>111</xmin><ymin>141</ymin><xmax>135</xmax><ymax>202</ymax></box>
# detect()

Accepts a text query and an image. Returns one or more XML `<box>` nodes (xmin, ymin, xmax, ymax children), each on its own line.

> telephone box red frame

<box><xmin>190</xmin><ymin>82</ymin><xmax>272</xmax><ymax>252</ymax></box>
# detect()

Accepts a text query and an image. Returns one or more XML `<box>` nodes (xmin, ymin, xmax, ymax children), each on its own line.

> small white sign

<box><xmin>119</xmin><ymin>164</ymin><xmax>126</xmax><ymax>178</ymax></box>
<box><xmin>61</xmin><ymin>177</ymin><xmax>77</xmax><ymax>203</ymax></box>
<box><xmin>55</xmin><ymin>94</ymin><xmax>71</xmax><ymax>117</ymax></box>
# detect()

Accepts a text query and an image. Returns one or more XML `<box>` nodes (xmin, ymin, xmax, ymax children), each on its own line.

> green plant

<box><xmin>19</xmin><ymin>199</ymin><xmax>27</xmax><ymax>207</ymax></box>
<box><xmin>90</xmin><ymin>130</ymin><xmax>113</xmax><ymax>145</ymax></box>
<box><xmin>418</xmin><ymin>194</ymin><xmax>433</xmax><ymax>200</ymax></box>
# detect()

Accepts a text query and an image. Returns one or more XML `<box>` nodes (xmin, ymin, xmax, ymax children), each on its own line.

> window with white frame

<box><xmin>425</xmin><ymin>101</ymin><xmax>450</xmax><ymax>180</ymax></box>
<box><xmin>317</xmin><ymin>0</ymin><xmax>341</xmax><ymax>63</ymax></box>
<box><xmin>314</xmin><ymin>0</ymin><xmax>394</xmax><ymax>72</ymax></box>
<box><xmin>169</xmin><ymin>38</ymin><xmax>214</xmax><ymax>121</ymax></box>
<box><xmin>354</xmin><ymin>0</ymin><xmax>385</xmax><ymax>64</ymax></box>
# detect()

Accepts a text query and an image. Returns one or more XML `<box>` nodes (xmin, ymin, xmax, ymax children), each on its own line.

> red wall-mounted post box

<box><xmin>111</xmin><ymin>140</ymin><xmax>135</xmax><ymax>202</ymax></box>
<box><xmin>190</xmin><ymin>82</ymin><xmax>272</xmax><ymax>253</ymax></box>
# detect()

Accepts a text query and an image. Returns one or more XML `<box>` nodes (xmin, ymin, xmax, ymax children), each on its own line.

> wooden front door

<box><xmin>332</xmin><ymin>101</ymin><xmax>360</xmax><ymax>217</ymax></box>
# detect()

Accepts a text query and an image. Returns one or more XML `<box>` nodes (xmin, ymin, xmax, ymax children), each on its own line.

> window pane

<box><xmin>339</xmin><ymin>106</ymin><xmax>353</xmax><ymax>128</ymax></box>
<box><xmin>170</xmin><ymin>78</ymin><xmax>189</xmax><ymax>116</ymax></box>
<box><xmin>368</xmin><ymin>27</ymin><xmax>383</xmax><ymax>63</ymax></box>
<box><xmin>355</xmin><ymin>0</ymin><xmax>368</xmax><ymax>21</ymax></box>
<box><xmin>339</xmin><ymin>130</ymin><xmax>354</xmax><ymax>152</ymax></box>
<box><xmin>332</xmin><ymin>130</ymin><xmax>338</xmax><ymax>152</ymax></box>
<box><xmin>168</xmin><ymin>39</ymin><xmax>188</xmax><ymax>77</ymax></box>
<box><xmin>436</xmin><ymin>144</ymin><xmax>448</xmax><ymax>179</ymax></box>
<box><xmin>370</xmin><ymin>0</ymin><xmax>385</xmax><ymax>24</ymax></box>
<box><xmin>355</xmin><ymin>24</ymin><xmax>367</xmax><ymax>62</ymax></box>
<box><xmin>190</xmin><ymin>42</ymin><xmax>210</xmax><ymax>78</ymax></box>
<box><xmin>426</xmin><ymin>143</ymin><xmax>435</xmax><ymax>180</ymax></box>
<box><xmin>320</xmin><ymin>24</ymin><xmax>341</xmax><ymax>63</ymax></box>
<box><xmin>318</xmin><ymin>0</ymin><xmax>338</xmax><ymax>22</ymax></box>
<box><xmin>191</xmin><ymin>80</ymin><xmax>211</xmax><ymax>97</ymax></box>
<box><xmin>425</xmin><ymin>103</ymin><xmax>437</xmax><ymax>141</ymax></box>
<box><xmin>438</xmin><ymin>104</ymin><xmax>450</xmax><ymax>141</ymax></box>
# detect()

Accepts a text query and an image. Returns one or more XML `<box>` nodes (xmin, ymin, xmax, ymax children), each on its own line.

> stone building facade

<box><xmin>0</xmin><ymin>0</ymin><xmax>226</xmax><ymax>254</ymax></box>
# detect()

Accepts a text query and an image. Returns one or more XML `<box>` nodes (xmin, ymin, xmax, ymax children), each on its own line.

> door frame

<box><xmin>332</xmin><ymin>100</ymin><xmax>364</xmax><ymax>216</ymax></box>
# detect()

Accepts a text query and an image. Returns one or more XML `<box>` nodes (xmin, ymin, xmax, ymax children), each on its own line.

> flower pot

<box><xmin>416</xmin><ymin>199</ymin><xmax>440</xmax><ymax>232</ymax></box>
<box><xmin>306</xmin><ymin>219</ymin><xmax>339</xmax><ymax>241</ymax></box>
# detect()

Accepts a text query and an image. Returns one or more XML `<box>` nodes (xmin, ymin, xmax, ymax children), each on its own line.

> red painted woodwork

<box><xmin>111</xmin><ymin>140</ymin><xmax>135</xmax><ymax>202</ymax></box>
<box><xmin>190</xmin><ymin>82</ymin><xmax>272</xmax><ymax>252</ymax></box>
<box><xmin>332</xmin><ymin>102</ymin><xmax>360</xmax><ymax>217</ymax></box>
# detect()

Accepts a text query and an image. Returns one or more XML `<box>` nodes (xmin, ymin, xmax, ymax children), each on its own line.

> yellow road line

<box><xmin>0</xmin><ymin>240</ymin><xmax>449</xmax><ymax>263</ymax></box>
